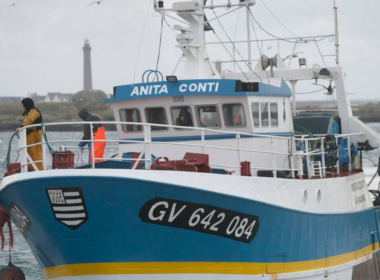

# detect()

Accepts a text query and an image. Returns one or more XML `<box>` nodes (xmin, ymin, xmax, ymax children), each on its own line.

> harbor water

<box><xmin>0</xmin><ymin>126</ymin><xmax>379</xmax><ymax>280</ymax></box>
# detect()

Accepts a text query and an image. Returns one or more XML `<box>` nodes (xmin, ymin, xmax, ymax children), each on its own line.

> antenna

<box><xmin>333</xmin><ymin>0</ymin><xmax>340</xmax><ymax>65</ymax></box>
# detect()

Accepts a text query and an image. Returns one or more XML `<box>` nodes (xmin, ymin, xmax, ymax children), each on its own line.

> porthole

<box><xmin>303</xmin><ymin>190</ymin><xmax>308</xmax><ymax>204</ymax></box>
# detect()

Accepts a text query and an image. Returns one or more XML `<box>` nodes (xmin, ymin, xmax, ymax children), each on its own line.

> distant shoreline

<box><xmin>0</xmin><ymin>101</ymin><xmax>379</xmax><ymax>132</ymax></box>
<box><xmin>0</xmin><ymin>123</ymin><xmax>117</xmax><ymax>132</ymax></box>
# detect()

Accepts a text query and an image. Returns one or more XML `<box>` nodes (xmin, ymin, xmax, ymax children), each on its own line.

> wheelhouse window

<box><xmin>171</xmin><ymin>106</ymin><xmax>193</xmax><ymax>129</ymax></box>
<box><xmin>197</xmin><ymin>105</ymin><xmax>220</xmax><ymax>128</ymax></box>
<box><xmin>223</xmin><ymin>104</ymin><xmax>246</xmax><ymax>128</ymax></box>
<box><xmin>251</xmin><ymin>102</ymin><xmax>278</xmax><ymax>128</ymax></box>
<box><xmin>251</xmin><ymin>103</ymin><xmax>260</xmax><ymax>128</ymax></box>
<box><xmin>261</xmin><ymin>103</ymin><xmax>269</xmax><ymax>127</ymax></box>
<box><xmin>120</xmin><ymin>109</ymin><xmax>142</xmax><ymax>132</ymax></box>
<box><xmin>270</xmin><ymin>103</ymin><xmax>278</xmax><ymax>127</ymax></box>
<box><xmin>145</xmin><ymin>107</ymin><xmax>168</xmax><ymax>131</ymax></box>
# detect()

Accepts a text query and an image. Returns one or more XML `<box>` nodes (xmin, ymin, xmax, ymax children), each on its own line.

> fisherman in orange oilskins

<box><xmin>78</xmin><ymin>109</ymin><xmax>106</xmax><ymax>164</ymax></box>
<box><xmin>15</xmin><ymin>98</ymin><xmax>44</xmax><ymax>171</ymax></box>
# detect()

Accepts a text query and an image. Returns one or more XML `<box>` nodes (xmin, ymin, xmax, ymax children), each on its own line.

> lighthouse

<box><xmin>83</xmin><ymin>39</ymin><xmax>93</xmax><ymax>90</ymax></box>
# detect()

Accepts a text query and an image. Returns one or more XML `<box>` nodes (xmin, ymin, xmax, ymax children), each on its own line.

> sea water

<box><xmin>0</xmin><ymin>127</ymin><xmax>380</xmax><ymax>279</ymax></box>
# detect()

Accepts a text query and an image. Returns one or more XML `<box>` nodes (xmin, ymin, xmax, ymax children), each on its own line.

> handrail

<box><xmin>15</xmin><ymin>121</ymin><xmax>364</xmax><ymax>179</ymax></box>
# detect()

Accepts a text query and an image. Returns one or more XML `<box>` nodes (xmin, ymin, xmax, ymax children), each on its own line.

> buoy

<box><xmin>0</xmin><ymin>262</ymin><xmax>25</xmax><ymax>280</ymax></box>
<box><xmin>0</xmin><ymin>205</ymin><xmax>13</xmax><ymax>251</ymax></box>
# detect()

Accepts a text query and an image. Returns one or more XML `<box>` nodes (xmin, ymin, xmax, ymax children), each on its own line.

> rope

<box><xmin>2</xmin><ymin>132</ymin><xmax>18</xmax><ymax>168</ymax></box>
<box><xmin>172</xmin><ymin>53</ymin><xmax>184</xmax><ymax>75</ymax></box>
<box><xmin>249</xmin><ymin>9</ymin><xmax>333</xmax><ymax>44</ymax></box>
<box><xmin>155</xmin><ymin>14</ymin><xmax>164</xmax><ymax>71</ymax></box>
<box><xmin>368</xmin><ymin>170</ymin><xmax>378</xmax><ymax>187</ymax></box>
<box><xmin>41</xmin><ymin>123</ymin><xmax>63</xmax><ymax>162</ymax></box>
<box><xmin>212</xmin><ymin>30</ymin><xmax>249</xmax><ymax>81</ymax></box>
<box><xmin>249</xmin><ymin>14</ymin><xmax>270</xmax><ymax>84</ymax></box>
<box><xmin>261</xmin><ymin>0</ymin><xmax>300</xmax><ymax>39</ymax></box>
<box><xmin>211</xmin><ymin>9</ymin><xmax>262</xmax><ymax>82</ymax></box>
<box><xmin>132</xmin><ymin>0</ymin><xmax>152</xmax><ymax>84</ymax></box>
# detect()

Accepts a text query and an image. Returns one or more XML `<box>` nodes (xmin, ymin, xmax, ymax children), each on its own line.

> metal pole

<box><xmin>272</xmin><ymin>137</ymin><xmax>277</xmax><ymax>178</ymax></box>
<box><xmin>291</xmin><ymin>137</ymin><xmax>295</xmax><ymax>179</ymax></box>
<box><xmin>201</xmin><ymin>129</ymin><xmax>206</xmax><ymax>154</ymax></box>
<box><xmin>19</xmin><ymin>130</ymin><xmax>28</xmax><ymax>173</ymax></box>
<box><xmin>314</xmin><ymin>41</ymin><xmax>327</xmax><ymax>67</ymax></box>
<box><xmin>90</xmin><ymin>123</ymin><xmax>95</xmax><ymax>169</ymax></box>
<box><xmin>333</xmin><ymin>0</ymin><xmax>340</xmax><ymax>65</ymax></box>
<box><xmin>246</xmin><ymin>6</ymin><xmax>252</xmax><ymax>69</ymax></box>
<box><xmin>237</xmin><ymin>134</ymin><xmax>242</xmax><ymax>176</ymax></box>
<box><xmin>144</xmin><ymin>124</ymin><xmax>152</xmax><ymax>170</ymax></box>
<box><xmin>290</xmin><ymin>80</ymin><xmax>297</xmax><ymax>117</ymax></box>
<box><xmin>336</xmin><ymin>137</ymin><xmax>340</xmax><ymax>175</ymax></box>
<box><xmin>321</xmin><ymin>137</ymin><xmax>326</xmax><ymax>177</ymax></box>
<box><xmin>348</xmin><ymin>136</ymin><xmax>352</xmax><ymax>172</ymax></box>
<box><xmin>305</xmin><ymin>139</ymin><xmax>311</xmax><ymax>178</ymax></box>
<box><xmin>288</xmin><ymin>42</ymin><xmax>297</xmax><ymax>68</ymax></box>
<box><xmin>42</xmin><ymin>129</ymin><xmax>47</xmax><ymax>171</ymax></box>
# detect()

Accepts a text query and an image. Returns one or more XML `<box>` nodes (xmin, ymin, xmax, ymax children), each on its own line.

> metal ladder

<box><xmin>312</xmin><ymin>161</ymin><xmax>323</xmax><ymax>178</ymax></box>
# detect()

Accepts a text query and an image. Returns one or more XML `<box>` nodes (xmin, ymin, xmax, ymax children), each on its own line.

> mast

<box><xmin>246</xmin><ymin>5</ymin><xmax>252</xmax><ymax>69</ymax></box>
<box><xmin>333</xmin><ymin>0</ymin><xmax>340</xmax><ymax>65</ymax></box>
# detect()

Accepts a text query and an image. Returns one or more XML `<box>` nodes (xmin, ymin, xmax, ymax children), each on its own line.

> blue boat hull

<box><xmin>1</xmin><ymin>173</ymin><xmax>380</xmax><ymax>279</ymax></box>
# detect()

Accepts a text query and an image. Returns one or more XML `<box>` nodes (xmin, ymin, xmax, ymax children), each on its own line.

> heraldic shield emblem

<box><xmin>46</xmin><ymin>187</ymin><xmax>89</xmax><ymax>230</ymax></box>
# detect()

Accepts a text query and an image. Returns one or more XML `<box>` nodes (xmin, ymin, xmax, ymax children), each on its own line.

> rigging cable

<box><xmin>162</xmin><ymin>16</ymin><xmax>178</xmax><ymax>39</ymax></box>
<box><xmin>156</xmin><ymin>14</ymin><xmax>164</xmax><ymax>71</ymax></box>
<box><xmin>229</xmin><ymin>7</ymin><xmax>241</xmax><ymax>71</ymax></box>
<box><xmin>249</xmin><ymin>9</ymin><xmax>333</xmax><ymax>44</ymax></box>
<box><xmin>211</xmin><ymin>9</ymin><xmax>262</xmax><ymax>82</ymax></box>
<box><xmin>261</xmin><ymin>0</ymin><xmax>300</xmax><ymax>39</ymax></box>
<box><xmin>172</xmin><ymin>53</ymin><xmax>184</xmax><ymax>75</ymax></box>
<box><xmin>296</xmin><ymin>88</ymin><xmax>326</xmax><ymax>94</ymax></box>
<box><xmin>249</xmin><ymin>11</ymin><xmax>270</xmax><ymax>85</ymax></box>
<box><xmin>133</xmin><ymin>0</ymin><xmax>152</xmax><ymax>84</ymax></box>
<box><xmin>212</xmin><ymin>30</ymin><xmax>249</xmax><ymax>81</ymax></box>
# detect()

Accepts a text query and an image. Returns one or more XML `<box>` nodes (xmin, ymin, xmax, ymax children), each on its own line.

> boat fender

<box><xmin>0</xmin><ymin>262</ymin><xmax>25</xmax><ymax>280</ymax></box>
<box><xmin>0</xmin><ymin>205</ymin><xmax>13</xmax><ymax>251</ymax></box>
<box><xmin>378</xmin><ymin>156</ymin><xmax>380</xmax><ymax>176</ymax></box>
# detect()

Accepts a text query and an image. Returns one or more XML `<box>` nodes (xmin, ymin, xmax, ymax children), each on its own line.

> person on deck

<box><xmin>78</xmin><ymin>109</ymin><xmax>106</xmax><ymax>164</ymax></box>
<box><xmin>15</xmin><ymin>98</ymin><xmax>44</xmax><ymax>171</ymax></box>
<box><xmin>176</xmin><ymin>108</ymin><xmax>193</xmax><ymax>127</ymax></box>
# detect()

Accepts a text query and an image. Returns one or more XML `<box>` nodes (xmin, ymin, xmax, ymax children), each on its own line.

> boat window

<box><xmin>261</xmin><ymin>103</ymin><xmax>269</xmax><ymax>127</ymax></box>
<box><xmin>145</xmin><ymin>107</ymin><xmax>168</xmax><ymax>131</ymax></box>
<box><xmin>251</xmin><ymin>103</ymin><xmax>260</xmax><ymax>128</ymax></box>
<box><xmin>171</xmin><ymin>106</ymin><xmax>194</xmax><ymax>129</ymax></box>
<box><xmin>223</xmin><ymin>104</ymin><xmax>246</xmax><ymax>128</ymax></box>
<box><xmin>197</xmin><ymin>105</ymin><xmax>220</xmax><ymax>128</ymax></box>
<box><xmin>119</xmin><ymin>109</ymin><xmax>142</xmax><ymax>132</ymax></box>
<box><xmin>270</xmin><ymin>103</ymin><xmax>278</xmax><ymax>127</ymax></box>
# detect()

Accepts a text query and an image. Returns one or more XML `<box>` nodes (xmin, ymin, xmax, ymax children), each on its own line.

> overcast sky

<box><xmin>0</xmin><ymin>0</ymin><xmax>379</xmax><ymax>101</ymax></box>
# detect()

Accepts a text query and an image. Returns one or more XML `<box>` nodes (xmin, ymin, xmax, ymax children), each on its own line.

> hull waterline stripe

<box><xmin>42</xmin><ymin>243</ymin><xmax>379</xmax><ymax>279</ymax></box>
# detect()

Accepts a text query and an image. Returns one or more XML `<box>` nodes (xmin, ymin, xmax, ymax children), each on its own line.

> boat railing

<box><xmin>14</xmin><ymin>121</ymin><xmax>363</xmax><ymax>179</ymax></box>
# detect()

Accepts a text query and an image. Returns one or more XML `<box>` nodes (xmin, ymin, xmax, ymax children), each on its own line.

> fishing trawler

<box><xmin>1</xmin><ymin>0</ymin><xmax>380</xmax><ymax>279</ymax></box>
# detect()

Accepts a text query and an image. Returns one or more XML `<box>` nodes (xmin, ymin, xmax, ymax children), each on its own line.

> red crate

<box><xmin>52</xmin><ymin>151</ymin><xmax>75</xmax><ymax>169</ymax></box>
<box><xmin>7</xmin><ymin>163</ymin><xmax>21</xmax><ymax>172</ymax></box>
<box><xmin>3</xmin><ymin>163</ymin><xmax>21</xmax><ymax>177</ymax></box>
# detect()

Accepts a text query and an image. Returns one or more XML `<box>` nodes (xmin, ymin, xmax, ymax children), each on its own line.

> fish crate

<box><xmin>4</xmin><ymin>163</ymin><xmax>21</xmax><ymax>177</ymax></box>
<box><xmin>52</xmin><ymin>151</ymin><xmax>75</xmax><ymax>169</ymax></box>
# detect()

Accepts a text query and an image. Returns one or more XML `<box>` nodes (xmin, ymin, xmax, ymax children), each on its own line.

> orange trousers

<box><xmin>90</xmin><ymin>127</ymin><xmax>107</xmax><ymax>163</ymax></box>
<box><xmin>27</xmin><ymin>130</ymin><xmax>44</xmax><ymax>171</ymax></box>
